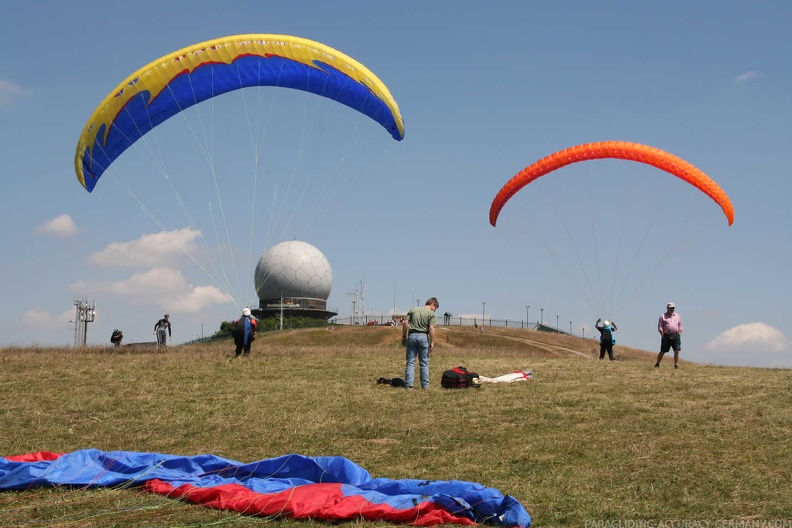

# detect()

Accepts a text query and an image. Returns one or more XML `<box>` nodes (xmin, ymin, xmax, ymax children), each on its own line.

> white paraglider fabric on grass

<box><xmin>477</xmin><ymin>370</ymin><xmax>533</xmax><ymax>384</ymax></box>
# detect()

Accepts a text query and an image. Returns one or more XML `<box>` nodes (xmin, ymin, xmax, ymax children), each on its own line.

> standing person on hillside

<box><xmin>110</xmin><ymin>329</ymin><xmax>124</xmax><ymax>348</ymax></box>
<box><xmin>233</xmin><ymin>308</ymin><xmax>258</xmax><ymax>358</ymax></box>
<box><xmin>595</xmin><ymin>318</ymin><xmax>618</xmax><ymax>360</ymax></box>
<box><xmin>656</xmin><ymin>302</ymin><xmax>683</xmax><ymax>369</ymax></box>
<box><xmin>153</xmin><ymin>314</ymin><xmax>171</xmax><ymax>348</ymax></box>
<box><xmin>401</xmin><ymin>297</ymin><xmax>439</xmax><ymax>389</ymax></box>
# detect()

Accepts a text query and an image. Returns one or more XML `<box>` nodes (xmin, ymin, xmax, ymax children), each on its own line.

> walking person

<box><xmin>233</xmin><ymin>308</ymin><xmax>258</xmax><ymax>358</ymax></box>
<box><xmin>656</xmin><ymin>302</ymin><xmax>683</xmax><ymax>368</ymax></box>
<box><xmin>595</xmin><ymin>318</ymin><xmax>617</xmax><ymax>360</ymax></box>
<box><xmin>153</xmin><ymin>314</ymin><xmax>171</xmax><ymax>348</ymax></box>
<box><xmin>401</xmin><ymin>297</ymin><xmax>439</xmax><ymax>389</ymax></box>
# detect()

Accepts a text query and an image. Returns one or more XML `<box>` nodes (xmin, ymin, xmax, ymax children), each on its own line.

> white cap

<box><xmin>667</xmin><ymin>302</ymin><xmax>675</xmax><ymax>308</ymax></box>
<box><xmin>603</xmin><ymin>320</ymin><xmax>610</xmax><ymax>326</ymax></box>
<box><xmin>242</xmin><ymin>308</ymin><xmax>251</xmax><ymax>316</ymax></box>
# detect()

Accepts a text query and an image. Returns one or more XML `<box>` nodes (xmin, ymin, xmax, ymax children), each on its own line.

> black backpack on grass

<box><xmin>441</xmin><ymin>366</ymin><xmax>481</xmax><ymax>389</ymax></box>
<box><xmin>377</xmin><ymin>377</ymin><xmax>407</xmax><ymax>388</ymax></box>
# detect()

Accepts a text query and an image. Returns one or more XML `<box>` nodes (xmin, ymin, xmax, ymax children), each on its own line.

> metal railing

<box><xmin>331</xmin><ymin>314</ymin><xmax>573</xmax><ymax>335</ymax></box>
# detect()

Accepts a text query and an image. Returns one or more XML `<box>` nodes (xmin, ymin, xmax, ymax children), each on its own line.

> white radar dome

<box><xmin>254</xmin><ymin>240</ymin><xmax>333</xmax><ymax>301</ymax></box>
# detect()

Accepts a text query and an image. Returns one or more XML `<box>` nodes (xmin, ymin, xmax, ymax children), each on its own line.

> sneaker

<box><xmin>654</xmin><ymin>364</ymin><xmax>659</xmax><ymax>368</ymax></box>
<box><xmin>674</xmin><ymin>365</ymin><xmax>678</xmax><ymax>369</ymax></box>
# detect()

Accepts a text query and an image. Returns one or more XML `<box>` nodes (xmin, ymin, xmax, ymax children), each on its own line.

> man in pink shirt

<box><xmin>656</xmin><ymin>302</ymin><xmax>683</xmax><ymax>368</ymax></box>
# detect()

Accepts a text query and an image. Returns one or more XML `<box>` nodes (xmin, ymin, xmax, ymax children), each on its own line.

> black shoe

<box><xmin>674</xmin><ymin>365</ymin><xmax>678</xmax><ymax>369</ymax></box>
<box><xmin>654</xmin><ymin>364</ymin><xmax>659</xmax><ymax>368</ymax></box>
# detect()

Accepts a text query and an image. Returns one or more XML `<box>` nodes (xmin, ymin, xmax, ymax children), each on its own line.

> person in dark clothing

<box><xmin>153</xmin><ymin>314</ymin><xmax>171</xmax><ymax>348</ymax></box>
<box><xmin>110</xmin><ymin>329</ymin><xmax>123</xmax><ymax>347</ymax></box>
<box><xmin>595</xmin><ymin>318</ymin><xmax>618</xmax><ymax>360</ymax></box>
<box><xmin>233</xmin><ymin>308</ymin><xmax>258</xmax><ymax>358</ymax></box>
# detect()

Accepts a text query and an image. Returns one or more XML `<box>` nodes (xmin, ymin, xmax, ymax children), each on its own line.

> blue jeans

<box><xmin>405</xmin><ymin>333</ymin><xmax>430</xmax><ymax>388</ymax></box>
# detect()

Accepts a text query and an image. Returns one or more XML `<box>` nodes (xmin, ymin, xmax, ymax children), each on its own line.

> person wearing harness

<box><xmin>233</xmin><ymin>308</ymin><xmax>258</xmax><ymax>358</ymax></box>
<box><xmin>595</xmin><ymin>318</ymin><xmax>618</xmax><ymax>360</ymax></box>
<box><xmin>153</xmin><ymin>314</ymin><xmax>171</xmax><ymax>348</ymax></box>
<box><xmin>656</xmin><ymin>302</ymin><xmax>683</xmax><ymax>368</ymax></box>
<box><xmin>402</xmin><ymin>297</ymin><xmax>439</xmax><ymax>389</ymax></box>
<box><xmin>110</xmin><ymin>329</ymin><xmax>124</xmax><ymax>347</ymax></box>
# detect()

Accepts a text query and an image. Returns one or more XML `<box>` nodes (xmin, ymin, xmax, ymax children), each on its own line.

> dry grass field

<box><xmin>1</xmin><ymin>325</ymin><xmax>790</xmax><ymax>527</ymax></box>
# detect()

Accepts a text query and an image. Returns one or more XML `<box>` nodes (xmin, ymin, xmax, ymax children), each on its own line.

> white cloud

<box><xmin>88</xmin><ymin>228</ymin><xmax>203</xmax><ymax>267</ymax></box>
<box><xmin>0</xmin><ymin>79</ymin><xmax>31</xmax><ymax>105</ymax></box>
<box><xmin>7</xmin><ymin>308</ymin><xmax>78</xmax><ymax>347</ymax></box>
<box><xmin>18</xmin><ymin>308</ymin><xmax>75</xmax><ymax>330</ymax></box>
<box><xmin>732</xmin><ymin>71</ymin><xmax>757</xmax><ymax>84</ymax></box>
<box><xmin>71</xmin><ymin>267</ymin><xmax>231</xmax><ymax>313</ymax></box>
<box><xmin>705</xmin><ymin>322</ymin><xmax>788</xmax><ymax>352</ymax></box>
<box><xmin>168</xmin><ymin>285</ymin><xmax>235</xmax><ymax>312</ymax></box>
<box><xmin>36</xmin><ymin>214</ymin><xmax>79</xmax><ymax>237</ymax></box>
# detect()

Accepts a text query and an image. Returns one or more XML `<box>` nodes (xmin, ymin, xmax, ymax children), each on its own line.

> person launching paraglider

<box><xmin>656</xmin><ymin>302</ymin><xmax>682</xmax><ymax>369</ymax></box>
<box><xmin>233</xmin><ymin>308</ymin><xmax>258</xmax><ymax>358</ymax></box>
<box><xmin>595</xmin><ymin>318</ymin><xmax>617</xmax><ymax>361</ymax></box>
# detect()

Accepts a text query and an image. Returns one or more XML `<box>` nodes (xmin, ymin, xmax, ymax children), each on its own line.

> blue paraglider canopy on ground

<box><xmin>0</xmin><ymin>449</ymin><xmax>531</xmax><ymax>527</ymax></box>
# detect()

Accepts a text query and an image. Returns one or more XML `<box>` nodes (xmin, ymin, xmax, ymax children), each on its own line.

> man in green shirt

<box><xmin>402</xmin><ymin>297</ymin><xmax>439</xmax><ymax>389</ymax></box>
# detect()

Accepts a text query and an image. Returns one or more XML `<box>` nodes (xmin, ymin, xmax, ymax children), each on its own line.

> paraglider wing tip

<box><xmin>76</xmin><ymin>174</ymin><xmax>91</xmax><ymax>193</ymax></box>
<box><xmin>392</xmin><ymin>125</ymin><xmax>405</xmax><ymax>141</ymax></box>
<box><xmin>722</xmin><ymin>202</ymin><xmax>734</xmax><ymax>225</ymax></box>
<box><xmin>489</xmin><ymin>204</ymin><xmax>501</xmax><ymax>227</ymax></box>
<box><xmin>83</xmin><ymin>176</ymin><xmax>97</xmax><ymax>193</ymax></box>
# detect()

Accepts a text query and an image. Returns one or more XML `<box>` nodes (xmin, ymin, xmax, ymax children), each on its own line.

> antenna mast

<box><xmin>346</xmin><ymin>278</ymin><xmax>366</xmax><ymax>325</ymax></box>
<box><xmin>72</xmin><ymin>298</ymin><xmax>96</xmax><ymax>347</ymax></box>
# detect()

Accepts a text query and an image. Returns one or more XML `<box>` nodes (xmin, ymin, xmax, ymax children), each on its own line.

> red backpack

<box><xmin>441</xmin><ymin>366</ymin><xmax>481</xmax><ymax>389</ymax></box>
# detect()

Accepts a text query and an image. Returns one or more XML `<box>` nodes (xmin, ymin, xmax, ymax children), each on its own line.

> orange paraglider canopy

<box><xmin>489</xmin><ymin>141</ymin><xmax>734</xmax><ymax>227</ymax></box>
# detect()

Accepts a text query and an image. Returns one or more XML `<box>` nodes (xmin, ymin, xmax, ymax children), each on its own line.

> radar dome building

<box><xmin>253</xmin><ymin>240</ymin><xmax>337</xmax><ymax>320</ymax></box>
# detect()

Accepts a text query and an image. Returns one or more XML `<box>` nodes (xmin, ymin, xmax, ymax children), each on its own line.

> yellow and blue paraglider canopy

<box><xmin>74</xmin><ymin>34</ymin><xmax>405</xmax><ymax>192</ymax></box>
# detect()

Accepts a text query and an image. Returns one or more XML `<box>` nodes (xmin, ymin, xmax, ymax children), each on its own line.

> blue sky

<box><xmin>2</xmin><ymin>1</ymin><xmax>790</xmax><ymax>368</ymax></box>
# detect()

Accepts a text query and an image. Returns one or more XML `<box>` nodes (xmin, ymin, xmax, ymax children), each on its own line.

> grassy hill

<box><xmin>1</xmin><ymin>326</ymin><xmax>790</xmax><ymax>527</ymax></box>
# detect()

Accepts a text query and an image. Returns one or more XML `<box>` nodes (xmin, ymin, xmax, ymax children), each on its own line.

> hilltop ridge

<box><xmin>259</xmin><ymin>324</ymin><xmax>665</xmax><ymax>364</ymax></box>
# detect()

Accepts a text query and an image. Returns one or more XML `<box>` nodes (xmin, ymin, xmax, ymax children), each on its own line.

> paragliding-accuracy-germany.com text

<box><xmin>585</xmin><ymin>520</ymin><xmax>792</xmax><ymax>528</ymax></box>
